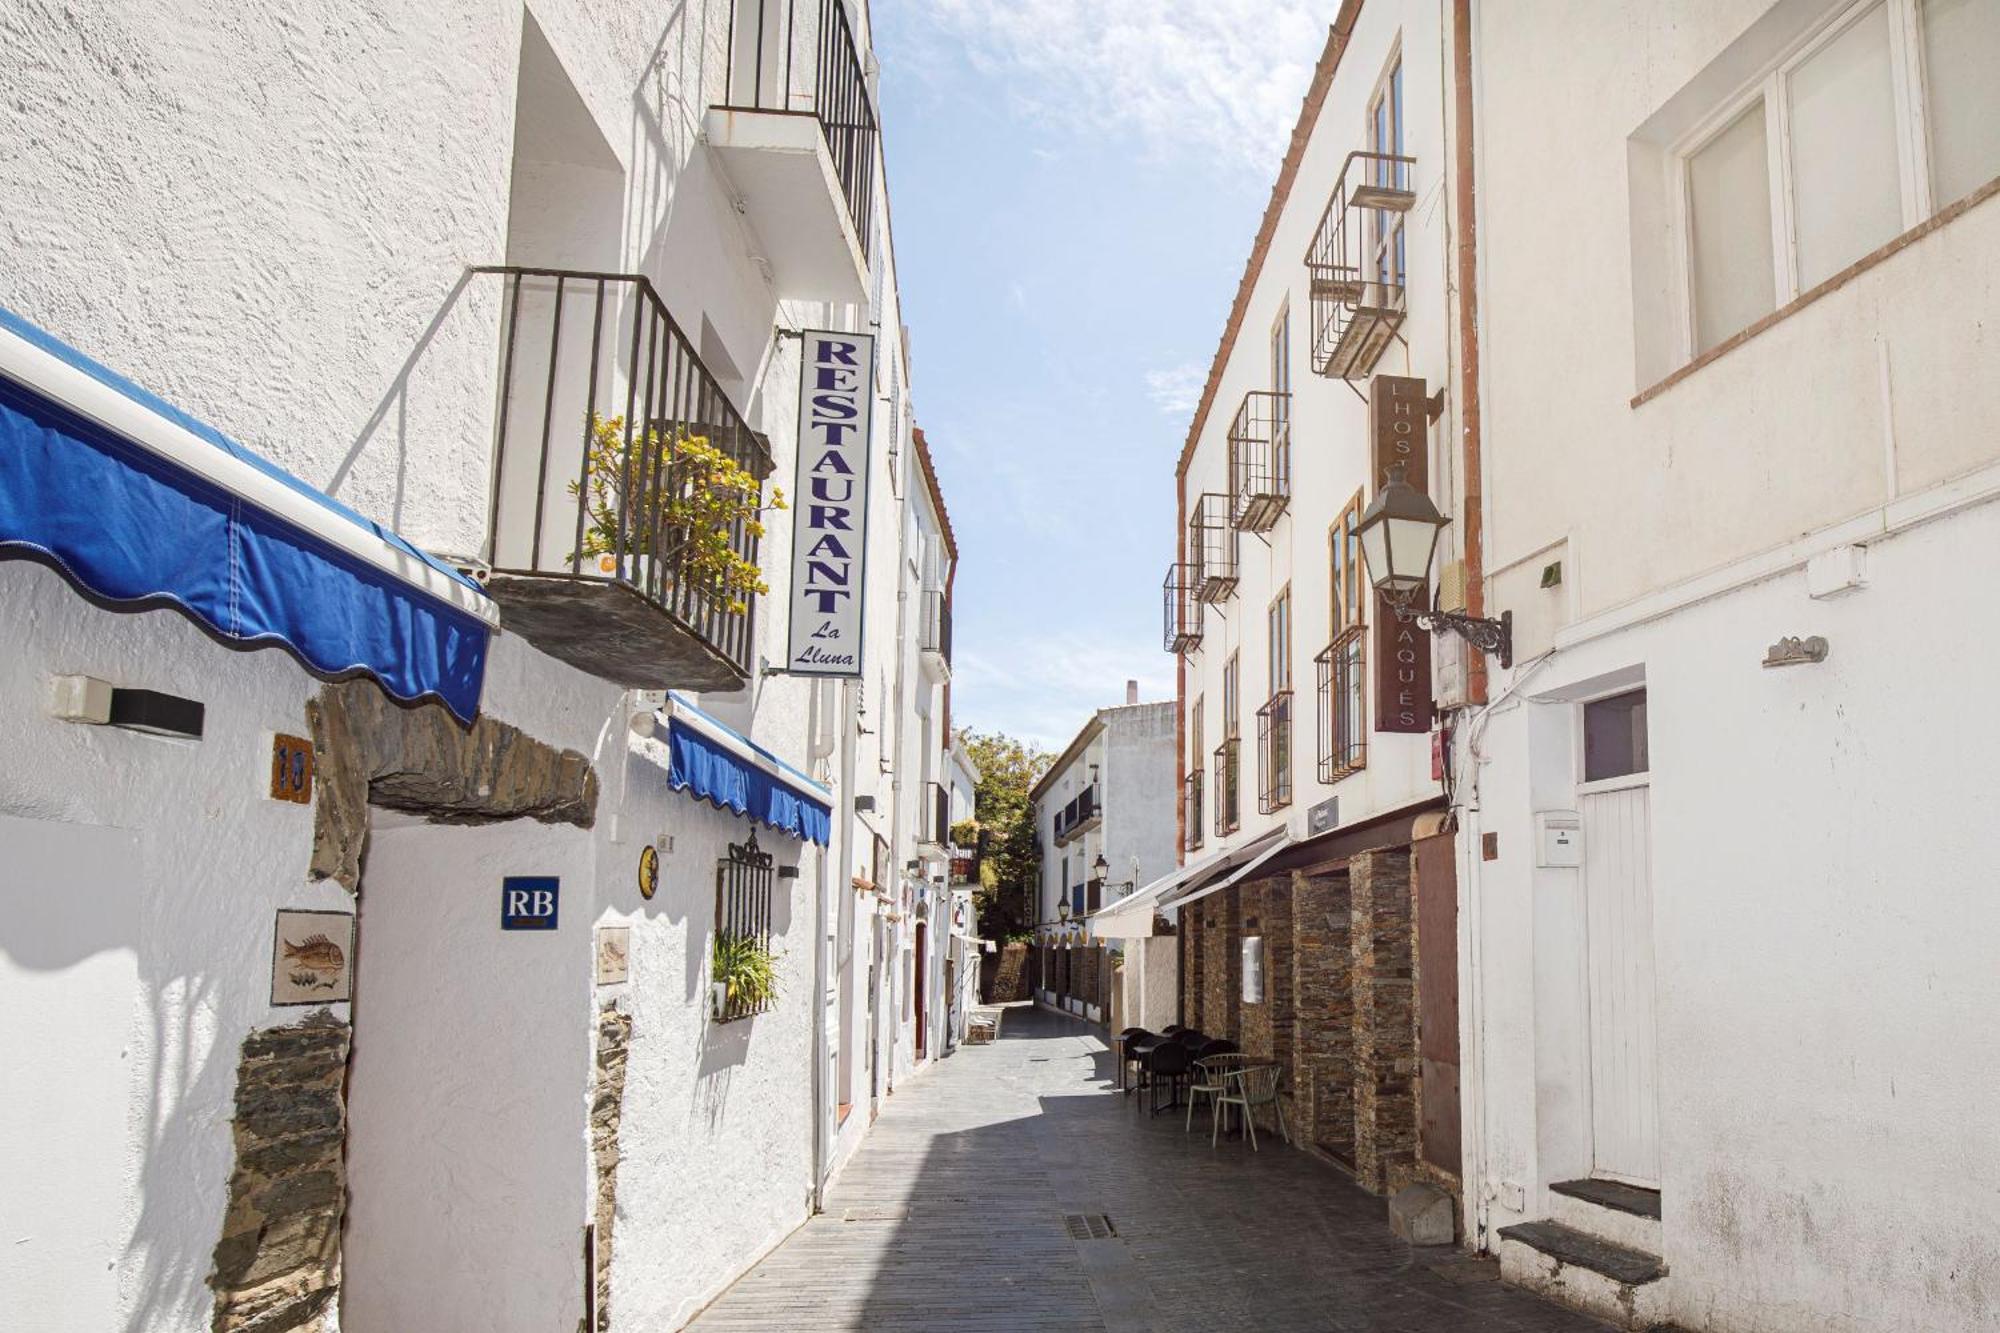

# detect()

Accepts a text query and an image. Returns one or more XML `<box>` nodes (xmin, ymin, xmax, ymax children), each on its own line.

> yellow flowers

<box><xmin>571</xmin><ymin>414</ymin><xmax>786</xmax><ymax>615</ymax></box>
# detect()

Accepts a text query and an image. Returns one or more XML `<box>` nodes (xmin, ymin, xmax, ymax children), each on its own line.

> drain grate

<box><xmin>1064</xmin><ymin>1212</ymin><xmax>1116</xmax><ymax>1240</ymax></box>
<box><xmin>841</xmin><ymin>1206</ymin><xmax>908</xmax><ymax>1222</ymax></box>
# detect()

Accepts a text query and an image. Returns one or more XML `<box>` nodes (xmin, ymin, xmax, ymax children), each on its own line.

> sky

<box><xmin>871</xmin><ymin>1</ymin><xmax>1338</xmax><ymax>752</ymax></box>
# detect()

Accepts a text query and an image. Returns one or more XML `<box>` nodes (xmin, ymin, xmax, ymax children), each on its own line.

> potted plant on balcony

<box><xmin>570</xmin><ymin>413</ymin><xmax>785</xmax><ymax>613</ymax></box>
<box><xmin>711</xmin><ymin>930</ymin><xmax>779</xmax><ymax>1019</ymax></box>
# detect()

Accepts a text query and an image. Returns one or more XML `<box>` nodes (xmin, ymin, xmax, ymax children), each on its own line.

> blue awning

<box><xmin>0</xmin><ymin>304</ymin><xmax>497</xmax><ymax>722</ymax></box>
<box><xmin>665</xmin><ymin>694</ymin><xmax>832</xmax><ymax>845</ymax></box>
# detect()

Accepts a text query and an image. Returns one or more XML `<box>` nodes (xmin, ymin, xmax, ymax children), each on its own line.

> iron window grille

<box><xmin>919</xmin><ymin>589</ymin><xmax>952</xmax><ymax>664</ymax></box>
<box><xmin>476</xmin><ymin>266</ymin><xmax>774</xmax><ymax>683</ymax></box>
<box><xmin>1304</xmin><ymin>151</ymin><xmax>1417</xmax><ymax>380</ymax></box>
<box><xmin>1257</xmin><ymin>691</ymin><xmax>1294</xmax><ymax>814</ymax></box>
<box><xmin>925</xmin><ymin>781</ymin><xmax>950</xmax><ymax>846</ymax></box>
<box><xmin>721</xmin><ymin>0</ymin><xmax>878</xmax><ymax>262</ymax></box>
<box><xmin>1213</xmin><ymin>737</ymin><xmax>1241</xmax><ymax>837</ymax></box>
<box><xmin>1316</xmin><ymin>629</ymin><xmax>1368</xmax><ymax>783</ymax></box>
<box><xmin>1189</xmin><ymin>493</ymin><xmax>1239</xmax><ymax>603</ymax></box>
<box><xmin>1184</xmin><ymin>770</ymin><xmax>1205</xmax><ymax>852</ymax></box>
<box><xmin>715</xmin><ymin>830</ymin><xmax>777</xmax><ymax>1023</ymax></box>
<box><xmin>1163</xmin><ymin>563</ymin><xmax>1204</xmax><ymax>653</ymax></box>
<box><xmin>1228</xmin><ymin>391</ymin><xmax>1293</xmax><ymax>532</ymax></box>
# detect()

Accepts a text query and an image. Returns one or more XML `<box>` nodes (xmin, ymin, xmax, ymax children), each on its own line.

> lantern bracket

<box><xmin>1390</xmin><ymin>594</ymin><xmax>1514</xmax><ymax>670</ymax></box>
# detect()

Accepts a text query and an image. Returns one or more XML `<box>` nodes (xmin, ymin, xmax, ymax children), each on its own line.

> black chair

<box><xmin>1118</xmin><ymin>1027</ymin><xmax>1155</xmax><ymax>1095</ymax></box>
<box><xmin>1195</xmin><ymin>1037</ymin><xmax>1238</xmax><ymax>1060</ymax></box>
<box><xmin>1146</xmin><ymin>1040</ymin><xmax>1192</xmax><ymax>1115</ymax></box>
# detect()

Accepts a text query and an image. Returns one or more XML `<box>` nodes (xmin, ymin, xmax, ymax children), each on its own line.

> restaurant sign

<box><xmin>786</xmin><ymin>329</ymin><xmax>877</xmax><ymax>677</ymax></box>
<box><xmin>1371</xmin><ymin>374</ymin><xmax>1434</xmax><ymax>734</ymax></box>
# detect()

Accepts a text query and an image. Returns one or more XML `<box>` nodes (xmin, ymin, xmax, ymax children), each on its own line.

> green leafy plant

<box><xmin>569</xmin><ymin>413</ymin><xmax>785</xmax><ymax>614</ymax></box>
<box><xmin>712</xmin><ymin>931</ymin><xmax>779</xmax><ymax>1011</ymax></box>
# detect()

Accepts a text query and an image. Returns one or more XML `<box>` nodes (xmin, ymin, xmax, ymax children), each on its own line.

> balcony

<box><xmin>919</xmin><ymin>587</ymin><xmax>952</xmax><ymax>681</ymax></box>
<box><xmin>1257</xmin><ymin>691</ymin><xmax>1293</xmax><ymax>814</ymax></box>
<box><xmin>920</xmin><ymin>780</ymin><xmax>949</xmax><ymax>852</ymax></box>
<box><xmin>1316</xmin><ymin>630</ymin><xmax>1368</xmax><ymax>784</ymax></box>
<box><xmin>1213</xmin><ymin>737</ymin><xmax>1241</xmax><ymax>837</ymax></box>
<box><xmin>1228</xmin><ymin>391</ymin><xmax>1291</xmax><ymax>532</ymax></box>
<box><xmin>475</xmin><ymin>267</ymin><xmax>773</xmax><ymax>690</ymax></box>
<box><xmin>1052</xmin><ymin>784</ymin><xmax>1101</xmax><ymax>847</ymax></box>
<box><xmin>705</xmin><ymin>0</ymin><xmax>877</xmax><ymax>303</ymax></box>
<box><xmin>1306</xmin><ymin>151</ymin><xmax>1416</xmax><ymax>380</ymax></box>
<box><xmin>1188</xmin><ymin>493</ymin><xmax>1238</xmax><ymax>604</ymax></box>
<box><xmin>1184</xmin><ymin>769</ymin><xmax>1205</xmax><ymax>851</ymax></box>
<box><xmin>1162</xmin><ymin>563</ymin><xmax>1204</xmax><ymax>654</ymax></box>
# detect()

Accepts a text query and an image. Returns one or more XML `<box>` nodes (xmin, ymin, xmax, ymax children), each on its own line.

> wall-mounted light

<box><xmin>1356</xmin><ymin>465</ymin><xmax>1512</xmax><ymax>668</ymax></box>
<box><xmin>50</xmin><ymin>675</ymin><xmax>205</xmax><ymax>740</ymax></box>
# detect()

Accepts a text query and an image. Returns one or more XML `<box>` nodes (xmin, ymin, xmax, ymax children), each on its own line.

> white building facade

<box><xmin>1456</xmin><ymin>1</ymin><xmax>2000</xmax><ymax>1329</ymax></box>
<box><xmin>0</xmin><ymin>4</ymin><xmax>959</xmax><ymax>1331</ymax></box>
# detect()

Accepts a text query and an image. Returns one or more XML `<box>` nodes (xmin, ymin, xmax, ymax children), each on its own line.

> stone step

<box><xmin>1497</xmin><ymin>1220</ymin><xmax>1669</xmax><ymax>1331</ymax></box>
<box><xmin>1548</xmin><ymin>1178</ymin><xmax>1663</xmax><ymax>1257</ymax></box>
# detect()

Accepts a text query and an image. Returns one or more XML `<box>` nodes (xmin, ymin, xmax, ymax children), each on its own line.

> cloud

<box><xmin>1144</xmin><ymin>362</ymin><xmax>1206</xmax><ymax>417</ymax></box>
<box><xmin>888</xmin><ymin>1</ymin><xmax>1334</xmax><ymax>175</ymax></box>
<box><xmin>951</xmin><ymin>635</ymin><xmax>1177</xmax><ymax>752</ymax></box>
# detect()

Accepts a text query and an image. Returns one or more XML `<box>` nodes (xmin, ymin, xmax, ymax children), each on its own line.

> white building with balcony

<box><xmin>0</xmin><ymin>4</ymin><xmax>955</xmax><ymax>1331</ymax></box>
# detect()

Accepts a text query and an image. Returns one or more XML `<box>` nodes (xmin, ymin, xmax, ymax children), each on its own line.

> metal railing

<box><xmin>1163</xmin><ymin>563</ymin><xmax>1204</xmax><ymax>653</ymax></box>
<box><xmin>714</xmin><ymin>831</ymin><xmax>776</xmax><ymax>1023</ymax></box>
<box><xmin>478</xmin><ymin>266</ymin><xmax>774</xmax><ymax>679</ymax></box>
<box><xmin>1189</xmin><ymin>493</ymin><xmax>1239</xmax><ymax>603</ymax></box>
<box><xmin>723</xmin><ymin>0</ymin><xmax>878</xmax><ymax>260</ymax></box>
<box><xmin>1052</xmin><ymin>784</ymin><xmax>1099</xmax><ymax>845</ymax></box>
<box><xmin>1184</xmin><ymin>769</ymin><xmax>1205</xmax><ymax>851</ymax></box>
<box><xmin>1228</xmin><ymin>390</ymin><xmax>1292</xmax><ymax>531</ymax></box>
<box><xmin>920</xmin><ymin>588</ymin><xmax>952</xmax><ymax>664</ymax></box>
<box><xmin>1213</xmin><ymin>737</ymin><xmax>1241</xmax><ymax>837</ymax></box>
<box><xmin>1257</xmin><ymin>691</ymin><xmax>1293</xmax><ymax>814</ymax></box>
<box><xmin>1316</xmin><ymin>630</ymin><xmax>1368</xmax><ymax>783</ymax></box>
<box><xmin>1305</xmin><ymin>151</ymin><xmax>1416</xmax><ymax>380</ymax></box>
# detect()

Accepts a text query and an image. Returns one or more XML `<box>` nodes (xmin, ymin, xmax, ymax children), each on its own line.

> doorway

<box><xmin>1578</xmin><ymin>688</ymin><xmax>1660</xmax><ymax>1187</ymax></box>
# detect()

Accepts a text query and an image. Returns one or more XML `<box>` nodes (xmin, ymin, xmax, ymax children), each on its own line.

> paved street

<box><xmin>691</xmin><ymin>1006</ymin><xmax>1610</xmax><ymax>1332</ymax></box>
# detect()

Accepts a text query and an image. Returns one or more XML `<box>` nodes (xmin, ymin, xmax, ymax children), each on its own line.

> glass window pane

<box><xmin>1922</xmin><ymin>0</ymin><xmax>2000</xmax><ymax>207</ymax></box>
<box><xmin>1790</xmin><ymin>4</ymin><xmax>1904</xmax><ymax>289</ymax></box>
<box><xmin>1584</xmin><ymin>690</ymin><xmax>1650</xmax><ymax>782</ymax></box>
<box><xmin>1689</xmin><ymin>101</ymin><xmax>1777</xmax><ymax>353</ymax></box>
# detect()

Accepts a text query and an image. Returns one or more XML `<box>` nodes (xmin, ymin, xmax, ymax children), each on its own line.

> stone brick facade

<box><xmin>591</xmin><ymin>1003</ymin><xmax>632</xmax><ymax>1331</ymax></box>
<box><xmin>1199</xmin><ymin>890</ymin><xmax>1240</xmax><ymax>1040</ymax></box>
<box><xmin>1291</xmin><ymin>870</ymin><xmax>1354</xmax><ymax>1161</ymax></box>
<box><xmin>1350</xmin><ymin>849</ymin><xmax>1417</xmax><ymax>1194</ymax></box>
<box><xmin>210</xmin><ymin>1010</ymin><xmax>350</xmax><ymax>1333</ymax></box>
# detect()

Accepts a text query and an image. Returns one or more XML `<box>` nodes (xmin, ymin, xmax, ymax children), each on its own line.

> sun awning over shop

<box><xmin>663</xmin><ymin>693</ymin><xmax>833</xmax><ymax>845</ymax></box>
<box><xmin>1159</xmin><ymin>829</ymin><xmax>1293</xmax><ymax>912</ymax></box>
<box><xmin>0</xmin><ymin>303</ymin><xmax>497</xmax><ymax>721</ymax></box>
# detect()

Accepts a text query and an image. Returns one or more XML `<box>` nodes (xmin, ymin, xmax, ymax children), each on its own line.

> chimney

<box><xmin>1126</xmin><ymin>679</ymin><xmax>1139</xmax><ymax>706</ymax></box>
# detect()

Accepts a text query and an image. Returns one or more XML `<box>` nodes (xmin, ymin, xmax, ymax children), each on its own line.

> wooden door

<box><xmin>1580</xmin><ymin>785</ymin><xmax>1661</xmax><ymax>1185</ymax></box>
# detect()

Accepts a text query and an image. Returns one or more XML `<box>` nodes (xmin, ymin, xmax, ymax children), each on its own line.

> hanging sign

<box><xmin>1371</xmin><ymin>373</ymin><xmax>1434</xmax><ymax>734</ymax></box>
<box><xmin>786</xmin><ymin>329</ymin><xmax>876</xmax><ymax>677</ymax></box>
<box><xmin>502</xmin><ymin>876</ymin><xmax>560</xmax><ymax>931</ymax></box>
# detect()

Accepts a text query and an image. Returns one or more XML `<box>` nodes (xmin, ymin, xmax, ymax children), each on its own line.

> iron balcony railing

<box><xmin>1189</xmin><ymin>493</ymin><xmax>1239</xmax><ymax>604</ymax></box>
<box><xmin>477</xmin><ymin>266</ymin><xmax>774</xmax><ymax>683</ymax></box>
<box><xmin>723</xmin><ymin>0</ymin><xmax>878</xmax><ymax>260</ymax></box>
<box><xmin>1316</xmin><ymin>630</ymin><xmax>1368</xmax><ymax>783</ymax></box>
<box><xmin>920</xmin><ymin>588</ymin><xmax>952</xmax><ymax>665</ymax></box>
<box><xmin>1228</xmin><ymin>390</ymin><xmax>1292</xmax><ymax>532</ymax></box>
<box><xmin>1052</xmin><ymin>784</ymin><xmax>1100</xmax><ymax>846</ymax></box>
<box><xmin>1163</xmin><ymin>562</ymin><xmax>1204</xmax><ymax>654</ymax></box>
<box><xmin>1257</xmin><ymin>691</ymin><xmax>1294</xmax><ymax>814</ymax></box>
<box><xmin>1213</xmin><ymin>737</ymin><xmax>1241</xmax><ymax>837</ymax></box>
<box><xmin>1305</xmin><ymin>151</ymin><xmax>1416</xmax><ymax>380</ymax></box>
<box><xmin>1184</xmin><ymin>769</ymin><xmax>1205</xmax><ymax>851</ymax></box>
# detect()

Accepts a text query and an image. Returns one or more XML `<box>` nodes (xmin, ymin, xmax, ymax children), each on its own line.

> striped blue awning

<box><xmin>665</xmin><ymin>694</ymin><xmax>832</xmax><ymax>845</ymax></box>
<box><xmin>0</xmin><ymin>304</ymin><xmax>497</xmax><ymax>722</ymax></box>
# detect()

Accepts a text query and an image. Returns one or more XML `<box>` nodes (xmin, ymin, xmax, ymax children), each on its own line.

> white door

<box><xmin>1580</xmin><ymin>784</ymin><xmax>1660</xmax><ymax>1185</ymax></box>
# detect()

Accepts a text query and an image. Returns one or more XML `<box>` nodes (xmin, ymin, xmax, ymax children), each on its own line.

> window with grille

<box><xmin>1217</xmin><ymin>654</ymin><xmax>1241</xmax><ymax>835</ymax></box>
<box><xmin>714</xmin><ymin>830</ymin><xmax>776</xmax><ymax>1022</ymax></box>
<box><xmin>1187</xmin><ymin>696</ymin><xmax>1206</xmax><ymax>850</ymax></box>
<box><xmin>1317</xmin><ymin>629</ymin><xmax>1368</xmax><ymax>783</ymax></box>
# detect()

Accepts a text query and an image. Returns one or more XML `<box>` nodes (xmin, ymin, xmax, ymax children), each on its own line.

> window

<box><xmin>1216</xmin><ymin>654</ymin><xmax>1242</xmax><ymax>835</ymax></box>
<box><xmin>714</xmin><ymin>831</ymin><xmax>776</xmax><ymax>1022</ymax></box>
<box><xmin>1583</xmin><ymin>689</ymin><xmax>1650</xmax><ymax>782</ymax></box>
<box><xmin>1268</xmin><ymin>586</ymin><xmax>1292</xmax><ymax>695</ymax></box>
<box><xmin>1223</xmin><ymin>652</ymin><xmax>1240</xmax><ymax>739</ymax></box>
<box><xmin>1367</xmin><ymin>56</ymin><xmax>1407</xmax><ymax>290</ymax></box>
<box><xmin>1329</xmin><ymin>492</ymin><xmax>1366</xmax><ymax>635</ymax></box>
<box><xmin>1680</xmin><ymin>0</ymin><xmax>2000</xmax><ymax>354</ymax></box>
<box><xmin>1270</xmin><ymin>301</ymin><xmax>1292</xmax><ymax>438</ymax></box>
<box><xmin>1187</xmin><ymin>695</ymin><xmax>1206</xmax><ymax>850</ymax></box>
<box><xmin>1318</xmin><ymin>492</ymin><xmax>1368</xmax><ymax>783</ymax></box>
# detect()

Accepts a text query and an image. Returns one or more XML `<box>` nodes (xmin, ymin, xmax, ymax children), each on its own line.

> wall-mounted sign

<box><xmin>1306</xmin><ymin>795</ymin><xmax>1340</xmax><ymax>836</ymax></box>
<box><xmin>269</xmin><ymin>733</ymin><xmax>314</xmax><ymax>804</ymax></box>
<box><xmin>271</xmin><ymin>910</ymin><xmax>353</xmax><ymax>1005</ymax></box>
<box><xmin>638</xmin><ymin>844</ymin><xmax>659</xmax><ymax>900</ymax></box>
<box><xmin>502</xmin><ymin>876</ymin><xmax>560</xmax><ymax>931</ymax></box>
<box><xmin>786</xmin><ymin>329</ymin><xmax>877</xmax><ymax>677</ymax></box>
<box><xmin>595</xmin><ymin>926</ymin><xmax>631</xmax><ymax>984</ymax></box>
<box><xmin>1371</xmin><ymin>373</ymin><xmax>1435</xmax><ymax>734</ymax></box>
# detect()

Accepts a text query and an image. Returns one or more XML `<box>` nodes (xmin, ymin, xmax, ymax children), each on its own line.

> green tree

<box><xmin>956</xmin><ymin>729</ymin><xmax>1050</xmax><ymax>941</ymax></box>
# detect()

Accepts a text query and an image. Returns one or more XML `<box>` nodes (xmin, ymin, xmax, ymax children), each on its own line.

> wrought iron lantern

<box><xmin>1092</xmin><ymin>852</ymin><xmax>1109</xmax><ymax>879</ymax></box>
<box><xmin>1356</xmin><ymin>463</ymin><xmax>1513</xmax><ymax>668</ymax></box>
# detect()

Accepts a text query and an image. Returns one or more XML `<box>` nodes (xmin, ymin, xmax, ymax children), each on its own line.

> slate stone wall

<box><xmin>592</xmin><ymin>1004</ymin><xmax>632</xmax><ymax>1331</ymax></box>
<box><xmin>1350</xmin><ymin>848</ymin><xmax>1417</xmax><ymax>1194</ymax></box>
<box><xmin>1292</xmin><ymin>870</ymin><xmax>1353</xmax><ymax>1162</ymax></box>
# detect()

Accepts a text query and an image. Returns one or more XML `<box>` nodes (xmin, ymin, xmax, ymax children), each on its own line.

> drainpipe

<box><xmin>808</xmin><ymin>678</ymin><xmax>830</xmax><ymax>1214</ymax></box>
<box><xmin>1173</xmin><ymin>469</ymin><xmax>1187</xmax><ymax>1026</ymax></box>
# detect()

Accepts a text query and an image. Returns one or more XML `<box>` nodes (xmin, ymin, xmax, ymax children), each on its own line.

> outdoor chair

<box><xmin>1118</xmin><ymin>1028</ymin><xmax>1156</xmax><ymax>1095</ymax></box>
<box><xmin>1145</xmin><ymin>1040</ymin><xmax>1192</xmax><ymax>1116</ymax></box>
<box><xmin>1186</xmin><ymin>1052</ymin><xmax>1255</xmax><ymax>1143</ymax></box>
<box><xmin>1215</xmin><ymin>1062</ymin><xmax>1291</xmax><ymax>1151</ymax></box>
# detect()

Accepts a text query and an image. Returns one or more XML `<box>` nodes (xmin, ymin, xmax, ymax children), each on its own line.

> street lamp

<box><xmin>1092</xmin><ymin>852</ymin><xmax>1109</xmax><ymax>880</ymax></box>
<box><xmin>1355</xmin><ymin>464</ymin><xmax>1513</xmax><ymax>668</ymax></box>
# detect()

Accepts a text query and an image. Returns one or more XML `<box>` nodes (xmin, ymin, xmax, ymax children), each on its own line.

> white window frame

<box><xmin>1365</xmin><ymin>43</ymin><xmax>1408</xmax><ymax>292</ymax></box>
<box><xmin>1574</xmin><ymin>684</ymin><xmax>1652</xmax><ymax>797</ymax></box>
<box><xmin>1669</xmin><ymin>0</ymin><xmax>1952</xmax><ymax>358</ymax></box>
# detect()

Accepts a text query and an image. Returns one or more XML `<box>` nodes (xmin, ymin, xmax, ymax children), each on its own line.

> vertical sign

<box><xmin>787</xmin><ymin>329</ymin><xmax>877</xmax><ymax>676</ymax></box>
<box><xmin>1371</xmin><ymin>374</ymin><xmax>1434</xmax><ymax>733</ymax></box>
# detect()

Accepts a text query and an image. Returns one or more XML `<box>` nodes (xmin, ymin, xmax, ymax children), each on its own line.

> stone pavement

<box><xmin>689</xmin><ymin>1006</ymin><xmax>1612</xmax><ymax>1332</ymax></box>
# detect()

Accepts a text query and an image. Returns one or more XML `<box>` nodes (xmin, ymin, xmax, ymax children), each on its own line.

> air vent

<box><xmin>1064</xmin><ymin>1213</ymin><xmax>1116</xmax><ymax>1241</ymax></box>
